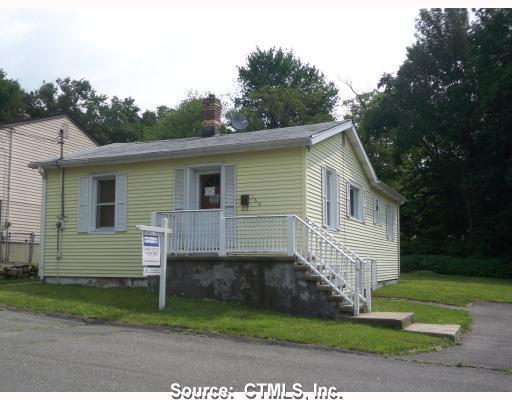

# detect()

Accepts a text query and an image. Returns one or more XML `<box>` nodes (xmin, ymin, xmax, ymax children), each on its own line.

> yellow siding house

<box><xmin>30</xmin><ymin>96</ymin><xmax>404</xmax><ymax>316</ymax></box>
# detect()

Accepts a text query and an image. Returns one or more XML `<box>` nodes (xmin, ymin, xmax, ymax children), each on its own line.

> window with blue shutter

<box><xmin>115</xmin><ymin>173</ymin><xmax>127</xmax><ymax>232</ymax></box>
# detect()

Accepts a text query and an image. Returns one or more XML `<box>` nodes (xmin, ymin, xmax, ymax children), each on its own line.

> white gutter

<box><xmin>28</xmin><ymin>137</ymin><xmax>311</xmax><ymax>169</ymax></box>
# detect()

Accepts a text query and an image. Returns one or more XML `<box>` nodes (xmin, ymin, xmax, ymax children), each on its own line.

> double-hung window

<box><xmin>348</xmin><ymin>182</ymin><xmax>364</xmax><ymax>222</ymax></box>
<box><xmin>373</xmin><ymin>197</ymin><xmax>382</xmax><ymax>225</ymax></box>
<box><xmin>386</xmin><ymin>204</ymin><xmax>395</xmax><ymax>240</ymax></box>
<box><xmin>77</xmin><ymin>173</ymin><xmax>127</xmax><ymax>234</ymax></box>
<box><xmin>94</xmin><ymin>177</ymin><xmax>116</xmax><ymax>229</ymax></box>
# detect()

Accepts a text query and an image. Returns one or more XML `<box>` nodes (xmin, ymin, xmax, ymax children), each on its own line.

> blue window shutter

<box><xmin>174</xmin><ymin>168</ymin><xmax>185</xmax><ymax>210</ymax></box>
<box><xmin>77</xmin><ymin>176</ymin><xmax>89</xmax><ymax>233</ymax></box>
<box><xmin>223</xmin><ymin>165</ymin><xmax>236</xmax><ymax>217</ymax></box>
<box><xmin>115</xmin><ymin>173</ymin><xmax>127</xmax><ymax>232</ymax></box>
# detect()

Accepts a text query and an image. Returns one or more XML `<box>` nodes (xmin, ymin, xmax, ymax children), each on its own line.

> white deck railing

<box><xmin>153</xmin><ymin>210</ymin><xmax>221</xmax><ymax>254</ymax></box>
<box><xmin>152</xmin><ymin>210</ymin><xmax>374</xmax><ymax>314</ymax></box>
<box><xmin>225</xmin><ymin>215</ymin><xmax>289</xmax><ymax>254</ymax></box>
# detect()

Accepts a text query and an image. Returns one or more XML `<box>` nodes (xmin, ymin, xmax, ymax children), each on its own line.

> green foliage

<box><xmin>347</xmin><ymin>9</ymin><xmax>512</xmax><ymax>258</ymax></box>
<box><xmin>0</xmin><ymin>69</ymin><xmax>26</xmax><ymax>121</ymax></box>
<box><xmin>401</xmin><ymin>255</ymin><xmax>512</xmax><ymax>279</ymax></box>
<box><xmin>24</xmin><ymin>77</ymin><xmax>145</xmax><ymax>144</ymax></box>
<box><xmin>235</xmin><ymin>47</ymin><xmax>338</xmax><ymax>130</ymax></box>
<box><xmin>375</xmin><ymin>272</ymin><xmax>512</xmax><ymax>306</ymax></box>
<box><xmin>142</xmin><ymin>96</ymin><xmax>203</xmax><ymax>140</ymax></box>
<box><xmin>0</xmin><ymin>281</ymin><xmax>449</xmax><ymax>355</ymax></box>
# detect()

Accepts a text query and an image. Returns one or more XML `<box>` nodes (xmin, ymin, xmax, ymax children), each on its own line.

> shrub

<box><xmin>401</xmin><ymin>255</ymin><xmax>512</xmax><ymax>279</ymax></box>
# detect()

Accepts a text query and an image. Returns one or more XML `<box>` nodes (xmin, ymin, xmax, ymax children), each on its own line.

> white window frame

<box><xmin>324</xmin><ymin>167</ymin><xmax>337</xmax><ymax>230</ymax></box>
<box><xmin>374</xmin><ymin>197</ymin><xmax>383</xmax><ymax>225</ymax></box>
<box><xmin>185</xmin><ymin>163</ymin><xmax>223</xmax><ymax>210</ymax></box>
<box><xmin>386</xmin><ymin>203</ymin><xmax>395</xmax><ymax>241</ymax></box>
<box><xmin>90</xmin><ymin>174</ymin><xmax>117</xmax><ymax>234</ymax></box>
<box><xmin>347</xmin><ymin>181</ymin><xmax>365</xmax><ymax>223</ymax></box>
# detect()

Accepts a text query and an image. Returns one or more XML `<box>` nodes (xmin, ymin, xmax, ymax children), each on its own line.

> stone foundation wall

<box><xmin>148</xmin><ymin>256</ymin><xmax>346</xmax><ymax>320</ymax></box>
<box><xmin>44</xmin><ymin>276</ymin><xmax>147</xmax><ymax>288</ymax></box>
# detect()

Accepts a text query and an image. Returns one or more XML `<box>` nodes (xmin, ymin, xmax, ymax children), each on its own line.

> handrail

<box><xmin>305</xmin><ymin>217</ymin><xmax>364</xmax><ymax>262</ymax></box>
<box><xmin>225</xmin><ymin>214</ymin><xmax>289</xmax><ymax>219</ymax></box>
<box><xmin>294</xmin><ymin>216</ymin><xmax>356</xmax><ymax>263</ymax></box>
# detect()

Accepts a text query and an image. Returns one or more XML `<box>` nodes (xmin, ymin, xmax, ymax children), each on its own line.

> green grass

<box><xmin>375</xmin><ymin>272</ymin><xmax>512</xmax><ymax>306</ymax></box>
<box><xmin>0</xmin><ymin>280</ymin><xmax>449</xmax><ymax>355</ymax></box>
<box><xmin>373</xmin><ymin>299</ymin><xmax>471</xmax><ymax>330</ymax></box>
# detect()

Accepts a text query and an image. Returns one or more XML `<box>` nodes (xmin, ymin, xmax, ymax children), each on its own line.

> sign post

<box><xmin>159</xmin><ymin>218</ymin><xmax>169</xmax><ymax>311</ymax></box>
<box><xmin>136</xmin><ymin>217</ymin><xmax>171</xmax><ymax>311</ymax></box>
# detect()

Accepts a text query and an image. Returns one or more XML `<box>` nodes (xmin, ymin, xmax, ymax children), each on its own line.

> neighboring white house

<box><xmin>0</xmin><ymin>114</ymin><xmax>97</xmax><ymax>264</ymax></box>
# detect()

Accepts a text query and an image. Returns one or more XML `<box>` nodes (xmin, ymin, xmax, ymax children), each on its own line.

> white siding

<box><xmin>0</xmin><ymin>116</ymin><xmax>97</xmax><ymax>241</ymax></box>
<box><xmin>305</xmin><ymin>133</ymin><xmax>400</xmax><ymax>282</ymax></box>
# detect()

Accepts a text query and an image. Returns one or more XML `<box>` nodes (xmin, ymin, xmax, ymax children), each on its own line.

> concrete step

<box><xmin>339</xmin><ymin>303</ymin><xmax>366</xmax><ymax>314</ymax></box>
<box><xmin>350</xmin><ymin>312</ymin><xmax>414</xmax><ymax>329</ymax></box>
<box><xmin>294</xmin><ymin>264</ymin><xmax>308</xmax><ymax>272</ymax></box>
<box><xmin>304</xmin><ymin>273</ymin><xmax>322</xmax><ymax>282</ymax></box>
<box><xmin>316</xmin><ymin>284</ymin><xmax>333</xmax><ymax>292</ymax></box>
<box><xmin>327</xmin><ymin>294</ymin><xmax>344</xmax><ymax>302</ymax></box>
<box><xmin>404</xmin><ymin>323</ymin><xmax>462</xmax><ymax>342</ymax></box>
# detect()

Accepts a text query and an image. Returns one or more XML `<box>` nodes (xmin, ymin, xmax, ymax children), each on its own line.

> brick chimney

<box><xmin>202</xmin><ymin>94</ymin><xmax>221</xmax><ymax>137</ymax></box>
<box><xmin>17</xmin><ymin>112</ymin><xmax>31</xmax><ymax>121</ymax></box>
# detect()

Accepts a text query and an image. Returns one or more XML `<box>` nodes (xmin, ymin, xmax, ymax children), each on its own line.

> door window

<box><xmin>199</xmin><ymin>173</ymin><xmax>221</xmax><ymax>209</ymax></box>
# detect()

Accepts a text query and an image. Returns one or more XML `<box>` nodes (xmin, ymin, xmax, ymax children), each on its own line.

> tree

<box><xmin>235</xmin><ymin>47</ymin><xmax>339</xmax><ymax>130</ymax></box>
<box><xmin>95</xmin><ymin>97</ymin><xmax>143</xmax><ymax>144</ymax></box>
<box><xmin>25</xmin><ymin>77</ymin><xmax>148</xmax><ymax>144</ymax></box>
<box><xmin>351</xmin><ymin>9</ymin><xmax>474</xmax><ymax>254</ymax></box>
<box><xmin>0</xmin><ymin>70</ymin><xmax>27</xmax><ymax>122</ymax></box>
<box><xmin>142</xmin><ymin>96</ymin><xmax>203</xmax><ymax>140</ymax></box>
<box><xmin>351</xmin><ymin>8</ymin><xmax>512</xmax><ymax>259</ymax></box>
<box><xmin>468</xmin><ymin>8</ymin><xmax>512</xmax><ymax>256</ymax></box>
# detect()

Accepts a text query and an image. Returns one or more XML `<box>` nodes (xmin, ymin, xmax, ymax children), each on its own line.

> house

<box><xmin>0</xmin><ymin>114</ymin><xmax>97</xmax><ymax>265</ymax></box>
<box><xmin>29</xmin><ymin>95</ymin><xmax>404</xmax><ymax>318</ymax></box>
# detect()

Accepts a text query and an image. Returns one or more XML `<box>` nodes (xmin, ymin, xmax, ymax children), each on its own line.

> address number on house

<box><xmin>141</xmin><ymin>234</ymin><xmax>161</xmax><ymax>266</ymax></box>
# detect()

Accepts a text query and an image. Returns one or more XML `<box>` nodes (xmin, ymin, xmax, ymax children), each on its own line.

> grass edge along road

<box><xmin>0</xmin><ymin>279</ymin><xmax>456</xmax><ymax>356</ymax></box>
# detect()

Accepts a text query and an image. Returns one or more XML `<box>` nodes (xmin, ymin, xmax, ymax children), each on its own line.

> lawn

<box><xmin>0</xmin><ymin>279</ymin><xmax>451</xmax><ymax>355</ymax></box>
<box><xmin>372</xmin><ymin>299</ymin><xmax>471</xmax><ymax>330</ymax></box>
<box><xmin>374</xmin><ymin>271</ymin><xmax>512</xmax><ymax>306</ymax></box>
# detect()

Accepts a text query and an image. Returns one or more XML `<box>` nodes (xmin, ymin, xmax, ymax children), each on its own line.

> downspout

<box><xmin>39</xmin><ymin>168</ymin><xmax>47</xmax><ymax>279</ymax></box>
<box><xmin>56</xmin><ymin>127</ymin><xmax>65</xmax><ymax>267</ymax></box>
<box><xmin>3</xmin><ymin>127</ymin><xmax>14</xmax><ymax>267</ymax></box>
<box><xmin>56</xmin><ymin>161</ymin><xmax>65</xmax><ymax>259</ymax></box>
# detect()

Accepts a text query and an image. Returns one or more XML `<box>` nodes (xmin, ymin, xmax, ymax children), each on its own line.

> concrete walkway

<box><xmin>0</xmin><ymin>308</ymin><xmax>511</xmax><ymax>391</ymax></box>
<box><xmin>404</xmin><ymin>302</ymin><xmax>512</xmax><ymax>370</ymax></box>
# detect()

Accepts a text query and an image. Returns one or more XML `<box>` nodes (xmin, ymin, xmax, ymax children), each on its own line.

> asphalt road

<box><xmin>0</xmin><ymin>308</ymin><xmax>511</xmax><ymax>392</ymax></box>
<box><xmin>405</xmin><ymin>302</ymin><xmax>512</xmax><ymax>370</ymax></box>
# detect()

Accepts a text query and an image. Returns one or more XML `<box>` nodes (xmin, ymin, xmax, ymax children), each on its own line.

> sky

<box><xmin>0</xmin><ymin>7</ymin><xmax>419</xmax><ymax>116</ymax></box>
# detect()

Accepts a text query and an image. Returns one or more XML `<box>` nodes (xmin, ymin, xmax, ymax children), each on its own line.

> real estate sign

<box><xmin>141</xmin><ymin>234</ymin><xmax>160</xmax><ymax>266</ymax></box>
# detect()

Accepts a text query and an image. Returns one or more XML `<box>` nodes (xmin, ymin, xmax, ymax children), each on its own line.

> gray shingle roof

<box><xmin>29</xmin><ymin>120</ymin><xmax>347</xmax><ymax>168</ymax></box>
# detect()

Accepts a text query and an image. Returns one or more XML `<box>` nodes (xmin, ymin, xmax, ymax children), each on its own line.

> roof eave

<box><xmin>343</xmin><ymin>124</ymin><xmax>405</xmax><ymax>205</ymax></box>
<box><xmin>29</xmin><ymin>137</ymin><xmax>310</xmax><ymax>169</ymax></box>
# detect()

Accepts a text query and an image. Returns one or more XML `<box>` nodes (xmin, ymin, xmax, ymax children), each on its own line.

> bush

<box><xmin>401</xmin><ymin>255</ymin><xmax>512</xmax><ymax>279</ymax></box>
